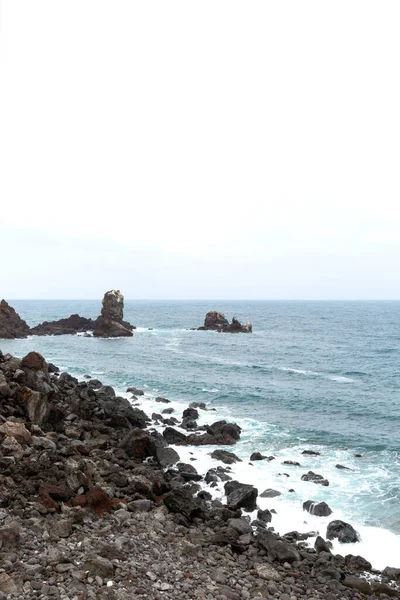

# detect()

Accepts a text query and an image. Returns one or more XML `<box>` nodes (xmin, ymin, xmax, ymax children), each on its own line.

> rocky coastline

<box><xmin>0</xmin><ymin>349</ymin><xmax>399</xmax><ymax>599</ymax></box>
<box><xmin>0</xmin><ymin>291</ymin><xmax>135</xmax><ymax>339</ymax></box>
<box><xmin>197</xmin><ymin>312</ymin><xmax>252</xmax><ymax>333</ymax></box>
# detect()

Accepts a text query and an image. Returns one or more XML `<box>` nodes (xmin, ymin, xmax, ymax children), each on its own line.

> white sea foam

<box><xmin>280</xmin><ymin>367</ymin><xmax>319</xmax><ymax>376</ymax></box>
<box><xmin>328</xmin><ymin>375</ymin><xmax>355</xmax><ymax>383</ymax></box>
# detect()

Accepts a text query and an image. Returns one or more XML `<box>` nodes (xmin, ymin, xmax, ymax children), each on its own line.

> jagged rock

<box><xmin>119</xmin><ymin>428</ymin><xmax>165</xmax><ymax>460</ymax></box>
<box><xmin>383</xmin><ymin>567</ymin><xmax>400</xmax><ymax>582</ymax></box>
<box><xmin>0</xmin><ymin>299</ymin><xmax>31</xmax><ymax>338</ymax></box>
<box><xmin>303</xmin><ymin>500</ymin><xmax>332</xmax><ymax>517</ymax></box>
<box><xmin>126</xmin><ymin>387</ymin><xmax>144</xmax><ymax>395</ymax></box>
<box><xmin>326</xmin><ymin>520</ymin><xmax>360</xmax><ymax>543</ymax></box>
<box><xmin>257</xmin><ymin>509</ymin><xmax>272</xmax><ymax>523</ymax></box>
<box><xmin>345</xmin><ymin>554</ymin><xmax>372</xmax><ymax>572</ymax></box>
<box><xmin>257</xmin><ymin>530</ymin><xmax>300</xmax><ymax>563</ymax></box>
<box><xmin>31</xmin><ymin>314</ymin><xmax>94</xmax><ymax>336</ymax></box>
<box><xmin>198</xmin><ymin>311</ymin><xmax>252</xmax><ymax>333</ymax></box>
<box><xmin>162</xmin><ymin>427</ymin><xmax>188</xmax><ymax>445</ymax></box>
<box><xmin>186</xmin><ymin>421</ymin><xmax>241</xmax><ymax>446</ymax></box>
<box><xmin>301</xmin><ymin>471</ymin><xmax>329</xmax><ymax>486</ymax></box>
<box><xmin>314</xmin><ymin>536</ymin><xmax>333</xmax><ymax>553</ymax></box>
<box><xmin>302</xmin><ymin>449</ymin><xmax>321</xmax><ymax>456</ymax></box>
<box><xmin>0</xmin><ymin>421</ymin><xmax>32</xmax><ymax>444</ymax></box>
<box><xmin>211</xmin><ymin>449</ymin><xmax>241</xmax><ymax>465</ymax></box>
<box><xmin>225</xmin><ymin>481</ymin><xmax>258</xmax><ymax>511</ymax></box>
<box><xmin>163</xmin><ymin>488</ymin><xmax>205</xmax><ymax>521</ymax></box>
<box><xmin>93</xmin><ymin>290</ymin><xmax>134</xmax><ymax>338</ymax></box>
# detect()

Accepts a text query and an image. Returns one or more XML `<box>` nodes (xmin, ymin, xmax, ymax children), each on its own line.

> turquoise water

<box><xmin>2</xmin><ymin>300</ymin><xmax>400</xmax><ymax>563</ymax></box>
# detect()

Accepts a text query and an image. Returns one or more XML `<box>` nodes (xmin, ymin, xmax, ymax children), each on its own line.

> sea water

<box><xmin>2</xmin><ymin>299</ymin><xmax>400</xmax><ymax>569</ymax></box>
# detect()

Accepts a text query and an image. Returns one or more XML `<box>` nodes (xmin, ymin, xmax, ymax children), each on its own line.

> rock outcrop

<box><xmin>0</xmin><ymin>300</ymin><xmax>31</xmax><ymax>339</ymax></box>
<box><xmin>198</xmin><ymin>311</ymin><xmax>252</xmax><ymax>333</ymax></box>
<box><xmin>31</xmin><ymin>314</ymin><xmax>95</xmax><ymax>336</ymax></box>
<box><xmin>0</xmin><ymin>291</ymin><xmax>136</xmax><ymax>339</ymax></box>
<box><xmin>93</xmin><ymin>290</ymin><xmax>134</xmax><ymax>337</ymax></box>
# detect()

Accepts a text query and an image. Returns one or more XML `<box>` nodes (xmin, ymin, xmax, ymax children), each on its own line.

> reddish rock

<box><xmin>21</xmin><ymin>352</ymin><xmax>48</xmax><ymax>372</ymax></box>
<box><xmin>71</xmin><ymin>487</ymin><xmax>122</xmax><ymax>517</ymax></box>
<box><xmin>0</xmin><ymin>421</ymin><xmax>32</xmax><ymax>444</ymax></box>
<box><xmin>0</xmin><ymin>300</ymin><xmax>31</xmax><ymax>339</ymax></box>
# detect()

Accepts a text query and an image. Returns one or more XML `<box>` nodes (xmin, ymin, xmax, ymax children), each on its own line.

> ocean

<box><xmin>2</xmin><ymin>299</ymin><xmax>400</xmax><ymax>569</ymax></box>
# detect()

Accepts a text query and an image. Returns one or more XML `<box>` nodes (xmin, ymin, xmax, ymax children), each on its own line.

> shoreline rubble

<box><xmin>0</xmin><ymin>349</ymin><xmax>399</xmax><ymax>598</ymax></box>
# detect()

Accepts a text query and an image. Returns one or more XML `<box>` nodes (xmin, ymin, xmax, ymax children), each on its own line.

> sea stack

<box><xmin>198</xmin><ymin>311</ymin><xmax>252</xmax><ymax>333</ymax></box>
<box><xmin>93</xmin><ymin>290</ymin><xmax>134</xmax><ymax>338</ymax></box>
<box><xmin>0</xmin><ymin>300</ymin><xmax>31</xmax><ymax>339</ymax></box>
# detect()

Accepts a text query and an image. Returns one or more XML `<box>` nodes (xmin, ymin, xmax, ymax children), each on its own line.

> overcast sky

<box><xmin>1</xmin><ymin>1</ymin><xmax>399</xmax><ymax>300</ymax></box>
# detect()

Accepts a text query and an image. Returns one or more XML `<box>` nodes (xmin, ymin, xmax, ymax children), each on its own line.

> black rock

<box><xmin>326</xmin><ymin>520</ymin><xmax>360</xmax><ymax>543</ymax></box>
<box><xmin>155</xmin><ymin>446</ymin><xmax>180</xmax><ymax>468</ymax></box>
<box><xmin>303</xmin><ymin>500</ymin><xmax>333</xmax><ymax>517</ymax></box>
<box><xmin>301</xmin><ymin>471</ymin><xmax>329</xmax><ymax>486</ymax></box>
<box><xmin>162</xmin><ymin>427</ymin><xmax>187</xmax><ymax>446</ymax></box>
<box><xmin>257</xmin><ymin>530</ymin><xmax>300</xmax><ymax>563</ymax></box>
<box><xmin>250</xmin><ymin>452</ymin><xmax>274</xmax><ymax>461</ymax></box>
<box><xmin>225</xmin><ymin>481</ymin><xmax>258</xmax><ymax>512</ymax></box>
<box><xmin>182</xmin><ymin>407</ymin><xmax>199</xmax><ymax>420</ymax></box>
<box><xmin>156</xmin><ymin>396</ymin><xmax>171</xmax><ymax>404</ymax></box>
<box><xmin>260</xmin><ymin>488</ymin><xmax>282</xmax><ymax>498</ymax></box>
<box><xmin>302</xmin><ymin>450</ymin><xmax>321</xmax><ymax>456</ymax></box>
<box><xmin>163</xmin><ymin>488</ymin><xmax>205</xmax><ymax>522</ymax></box>
<box><xmin>257</xmin><ymin>508</ymin><xmax>272</xmax><ymax>523</ymax></box>
<box><xmin>126</xmin><ymin>387</ymin><xmax>144</xmax><ymax>396</ymax></box>
<box><xmin>210</xmin><ymin>449</ymin><xmax>242</xmax><ymax>465</ymax></box>
<box><xmin>315</xmin><ymin>535</ymin><xmax>333</xmax><ymax>553</ymax></box>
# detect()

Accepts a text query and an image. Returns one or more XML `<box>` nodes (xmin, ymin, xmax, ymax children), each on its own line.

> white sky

<box><xmin>1</xmin><ymin>1</ymin><xmax>399</xmax><ymax>299</ymax></box>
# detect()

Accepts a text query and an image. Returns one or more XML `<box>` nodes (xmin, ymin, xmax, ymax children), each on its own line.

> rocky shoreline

<box><xmin>0</xmin><ymin>291</ymin><xmax>135</xmax><ymax>339</ymax></box>
<box><xmin>0</xmin><ymin>349</ymin><xmax>399</xmax><ymax>599</ymax></box>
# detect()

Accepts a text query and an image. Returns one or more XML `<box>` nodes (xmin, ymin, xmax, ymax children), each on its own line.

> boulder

<box><xmin>0</xmin><ymin>300</ymin><xmax>31</xmax><ymax>338</ymax></box>
<box><xmin>326</xmin><ymin>520</ymin><xmax>360</xmax><ymax>543</ymax></box>
<box><xmin>345</xmin><ymin>554</ymin><xmax>372</xmax><ymax>572</ymax></box>
<box><xmin>163</xmin><ymin>488</ymin><xmax>205</xmax><ymax>521</ymax></box>
<box><xmin>0</xmin><ymin>421</ymin><xmax>32</xmax><ymax>444</ymax></box>
<box><xmin>314</xmin><ymin>536</ymin><xmax>333</xmax><ymax>553</ymax></box>
<box><xmin>226</xmin><ymin>317</ymin><xmax>252</xmax><ymax>333</ymax></box>
<box><xmin>186</xmin><ymin>420</ymin><xmax>241</xmax><ymax>446</ymax></box>
<box><xmin>21</xmin><ymin>351</ymin><xmax>48</xmax><ymax>371</ymax></box>
<box><xmin>162</xmin><ymin>427</ymin><xmax>188</xmax><ymax>445</ymax></box>
<box><xmin>301</xmin><ymin>471</ymin><xmax>329</xmax><ymax>486</ymax></box>
<box><xmin>250</xmin><ymin>452</ymin><xmax>274</xmax><ymax>461</ymax></box>
<box><xmin>260</xmin><ymin>488</ymin><xmax>282</xmax><ymax>498</ymax></box>
<box><xmin>182</xmin><ymin>407</ymin><xmax>199</xmax><ymax>420</ymax></box>
<box><xmin>155</xmin><ymin>446</ymin><xmax>180</xmax><ymax>468</ymax></box>
<box><xmin>126</xmin><ymin>387</ymin><xmax>144</xmax><ymax>396</ymax></box>
<box><xmin>343</xmin><ymin>576</ymin><xmax>372</xmax><ymax>595</ymax></box>
<box><xmin>302</xmin><ymin>449</ymin><xmax>321</xmax><ymax>456</ymax></box>
<box><xmin>225</xmin><ymin>481</ymin><xmax>258</xmax><ymax>511</ymax></box>
<box><xmin>257</xmin><ymin>508</ymin><xmax>272</xmax><ymax>523</ymax></box>
<box><xmin>211</xmin><ymin>449</ymin><xmax>241</xmax><ymax>465</ymax></box>
<box><xmin>257</xmin><ymin>530</ymin><xmax>300</xmax><ymax>563</ymax></box>
<box><xmin>303</xmin><ymin>500</ymin><xmax>332</xmax><ymax>517</ymax></box>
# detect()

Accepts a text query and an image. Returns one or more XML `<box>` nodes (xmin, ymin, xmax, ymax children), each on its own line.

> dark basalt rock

<box><xmin>186</xmin><ymin>420</ymin><xmax>241</xmax><ymax>446</ymax></box>
<box><xmin>126</xmin><ymin>387</ymin><xmax>144</xmax><ymax>396</ymax></box>
<box><xmin>162</xmin><ymin>427</ymin><xmax>188</xmax><ymax>446</ymax></box>
<box><xmin>197</xmin><ymin>311</ymin><xmax>252</xmax><ymax>333</ymax></box>
<box><xmin>260</xmin><ymin>488</ymin><xmax>282</xmax><ymax>498</ymax></box>
<box><xmin>257</xmin><ymin>530</ymin><xmax>300</xmax><ymax>563</ymax></box>
<box><xmin>0</xmin><ymin>300</ymin><xmax>31</xmax><ymax>339</ymax></box>
<box><xmin>210</xmin><ymin>449</ymin><xmax>242</xmax><ymax>465</ymax></box>
<box><xmin>301</xmin><ymin>471</ymin><xmax>329</xmax><ymax>486</ymax></box>
<box><xmin>30</xmin><ymin>314</ymin><xmax>95</xmax><ymax>336</ymax></box>
<box><xmin>162</xmin><ymin>488</ymin><xmax>205</xmax><ymax>522</ymax></box>
<box><xmin>303</xmin><ymin>500</ymin><xmax>333</xmax><ymax>517</ymax></box>
<box><xmin>283</xmin><ymin>460</ymin><xmax>301</xmax><ymax>466</ymax></box>
<box><xmin>315</xmin><ymin>536</ymin><xmax>333</xmax><ymax>553</ymax></box>
<box><xmin>326</xmin><ymin>520</ymin><xmax>360</xmax><ymax>543</ymax></box>
<box><xmin>302</xmin><ymin>449</ymin><xmax>321</xmax><ymax>456</ymax></box>
<box><xmin>224</xmin><ymin>481</ymin><xmax>258</xmax><ymax>512</ymax></box>
<box><xmin>250</xmin><ymin>452</ymin><xmax>274</xmax><ymax>461</ymax></box>
<box><xmin>257</xmin><ymin>508</ymin><xmax>272</xmax><ymax>523</ymax></box>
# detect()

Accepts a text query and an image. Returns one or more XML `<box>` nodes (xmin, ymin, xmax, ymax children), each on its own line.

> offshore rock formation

<box><xmin>92</xmin><ymin>290</ymin><xmax>134</xmax><ymax>338</ymax></box>
<box><xmin>0</xmin><ymin>291</ymin><xmax>135</xmax><ymax>338</ymax></box>
<box><xmin>0</xmin><ymin>300</ymin><xmax>31</xmax><ymax>339</ymax></box>
<box><xmin>30</xmin><ymin>314</ymin><xmax>95</xmax><ymax>336</ymax></box>
<box><xmin>198</xmin><ymin>311</ymin><xmax>252</xmax><ymax>333</ymax></box>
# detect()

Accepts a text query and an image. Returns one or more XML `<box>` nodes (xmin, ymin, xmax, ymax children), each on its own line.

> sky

<box><xmin>0</xmin><ymin>1</ymin><xmax>399</xmax><ymax>300</ymax></box>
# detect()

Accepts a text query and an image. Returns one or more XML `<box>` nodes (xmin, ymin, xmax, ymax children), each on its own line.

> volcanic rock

<box><xmin>198</xmin><ymin>311</ymin><xmax>252</xmax><ymax>333</ymax></box>
<box><xmin>211</xmin><ymin>449</ymin><xmax>242</xmax><ymax>464</ymax></box>
<box><xmin>93</xmin><ymin>290</ymin><xmax>134</xmax><ymax>337</ymax></box>
<box><xmin>0</xmin><ymin>300</ymin><xmax>31</xmax><ymax>339</ymax></box>
<box><xmin>301</xmin><ymin>470</ymin><xmax>329</xmax><ymax>486</ymax></box>
<box><xmin>303</xmin><ymin>500</ymin><xmax>333</xmax><ymax>517</ymax></box>
<box><xmin>326</xmin><ymin>520</ymin><xmax>360</xmax><ymax>543</ymax></box>
<box><xmin>30</xmin><ymin>314</ymin><xmax>95</xmax><ymax>336</ymax></box>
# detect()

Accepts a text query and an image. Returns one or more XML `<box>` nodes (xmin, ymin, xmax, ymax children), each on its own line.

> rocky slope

<box><xmin>0</xmin><ymin>349</ymin><xmax>399</xmax><ymax>599</ymax></box>
<box><xmin>0</xmin><ymin>301</ymin><xmax>31</xmax><ymax>339</ymax></box>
